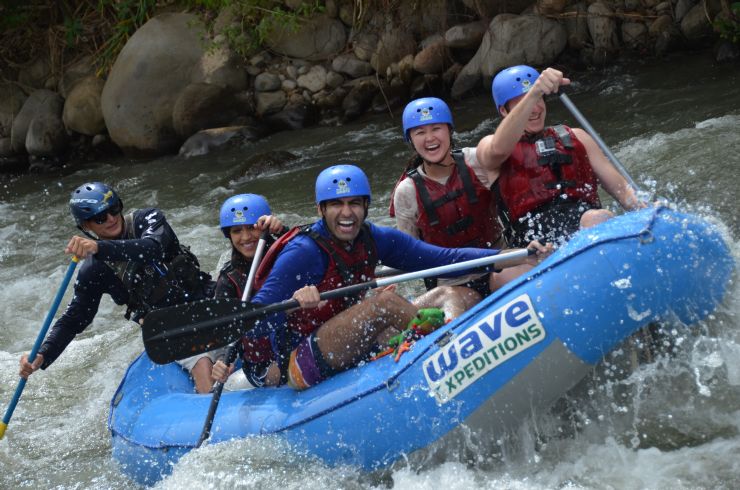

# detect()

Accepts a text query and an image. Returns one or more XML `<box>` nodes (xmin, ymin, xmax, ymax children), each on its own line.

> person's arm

<box><xmin>392</xmin><ymin>178</ymin><xmax>420</xmax><ymax>238</ymax></box>
<box><xmin>372</xmin><ymin>224</ymin><xmax>497</xmax><ymax>276</ymax></box>
<box><xmin>95</xmin><ymin>208</ymin><xmax>176</xmax><ymax>263</ymax></box>
<box><xmin>573</xmin><ymin>128</ymin><xmax>643</xmax><ymax>211</ymax></box>
<box><xmin>35</xmin><ymin>261</ymin><xmax>110</xmax><ymax>368</ymax></box>
<box><xmin>477</xmin><ymin>68</ymin><xmax>570</xmax><ymax>173</ymax></box>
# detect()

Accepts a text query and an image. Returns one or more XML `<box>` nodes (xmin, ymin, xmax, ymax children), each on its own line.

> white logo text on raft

<box><xmin>423</xmin><ymin>294</ymin><xmax>546</xmax><ymax>403</ymax></box>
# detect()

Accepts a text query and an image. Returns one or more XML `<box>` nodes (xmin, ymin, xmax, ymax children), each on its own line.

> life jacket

<box><xmin>493</xmin><ymin>125</ymin><xmax>601</xmax><ymax>227</ymax></box>
<box><xmin>254</xmin><ymin>224</ymin><xmax>378</xmax><ymax>336</ymax></box>
<box><xmin>220</xmin><ymin>261</ymin><xmax>275</xmax><ymax>364</ymax></box>
<box><xmin>105</xmin><ymin>212</ymin><xmax>206</xmax><ymax>321</ymax></box>
<box><xmin>390</xmin><ymin>151</ymin><xmax>501</xmax><ymax>249</ymax></box>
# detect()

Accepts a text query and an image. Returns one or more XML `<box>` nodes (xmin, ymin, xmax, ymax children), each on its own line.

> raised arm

<box><xmin>477</xmin><ymin>68</ymin><xmax>571</xmax><ymax>173</ymax></box>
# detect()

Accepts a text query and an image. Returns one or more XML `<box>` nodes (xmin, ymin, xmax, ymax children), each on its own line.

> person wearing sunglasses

<box><xmin>19</xmin><ymin>181</ymin><xmax>214</xmax><ymax>380</ymax></box>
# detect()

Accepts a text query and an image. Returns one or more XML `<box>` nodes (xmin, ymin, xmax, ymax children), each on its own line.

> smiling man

<box><xmin>19</xmin><ymin>182</ymin><xmax>213</xmax><ymax>380</ymax></box>
<box><xmin>242</xmin><ymin>164</ymin><xmax>549</xmax><ymax>390</ymax></box>
<box><xmin>477</xmin><ymin>65</ymin><xmax>643</xmax><ymax>247</ymax></box>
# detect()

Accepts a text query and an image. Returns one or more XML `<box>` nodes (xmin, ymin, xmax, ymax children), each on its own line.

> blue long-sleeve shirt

<box><xmin>249</xmin><ymin>220</ymin><xmax>499</xmax><ymax>344</ymax></box>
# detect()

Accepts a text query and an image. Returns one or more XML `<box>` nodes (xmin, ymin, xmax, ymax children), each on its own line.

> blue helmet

<box><xmin>219</xmin><ymin>193</ymin><xmax>271</xmax><ymax>237</ymax></box>
<box><xmin>492</xmin><ymin>65</ymin><xmax>540</xmax><ymax>113</ymax></box>
<box><xmin>315</xmin><ymin>165</ymin><xmax>372</xmax><ymax>204</ymax></box>
<box><xmin>401</xmin><ymin>97</ymin><xmax>454</xmax><ymax>142</ymax></box>
<box><xmin>69</xmin><ymin>182</ymin><xmax>122</xmax><ymax>226</ymax></box>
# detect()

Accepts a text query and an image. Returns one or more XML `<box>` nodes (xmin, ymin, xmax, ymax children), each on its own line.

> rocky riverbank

<box><xmin>0</xmin><ymin>0</ymin><xmax>737</xmax><ymax>174</ymax></box>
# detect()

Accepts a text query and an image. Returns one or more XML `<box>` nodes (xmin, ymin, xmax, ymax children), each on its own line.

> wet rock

<box><xmin>352</xmin><ymin>32</ymin><xmax>380</xmax><ymax>62</ymax></box>
<box><xmin>342</xmin><ymin>79</ymin><xmax>378</xmax><ymax>120</ymax></box>
<box><xmin>715</xmin><ymin>40</ymin><xmax>740</xmax><ymax>62</ymax></box>
<box><xmin>681</xmin><ymin>5</ymin><xmax>713</xmax><ymax>43</ymax></box>
<box><xmin>198</xmin><ymin>43</ymin><xmax>248</xmax><ymax>91</ymax></box>
<box><xmin>238</xmin><ymin>150</ymin><xmax>299</xmax><ymax>177</ymax></box>
<box><xmin>63</xmin><ymin>76</ymin><xmax>106</xmax><ymax>136</ymax></box>
<box><xmin>332</xmin><ymin>54</ymin><xmax>374</xmax><ymax>78</ymax></box>
<box><xmin>172</xmin><ymin>83</ymin><xmax>252</xmax><ymax>139</ymax></box>
<box><xmin>297</xmin><ymin>65</ymin><xmax>328</xmax><ymax>93</ymax></box>
<box><xmin>264</xmin><ymin>101</ymin><xmax>318</xmax><ymax>131</ymax></box>
<box><xmin>255</xmin><ymin>91</ymin><xmax>287</xmax><ymax>116</ymax></box>
<box><xmin>564</xmin><ymin>3</ymin><xmax>590</xmax><ymax>50</ymax></box>
<box><xmin>675</xmin><ymin>0</ymin><xmax>696</xmax><ymax>22</ymax></box>
<box><xmin>445</xmin><ymin>21</ymin><xmax>487</xmax><ymax>49</ymax></box>
<box><xmin>255</xmin><ymin>73</ymin><xmax>282</xmax><ymax>92</ymax></box>
<box><xmin>0</xmin><ymin>82</ymin><xmax>27</xmax><ymax>138</ymax></box>
<box><xmin>587</xmin><ymin>2</ymin><xmax>620</xmax><ymax>55</ymax></box>
<box><xmin>179</xmin><ymin>126</ymin><xmax>262</xmax><ymax>158</ymax></box>
<box><xmin>414</xmin><ymin>36</ymin><xmax>450</xmax><ymax>75</ymax></box>
<box><xmin>622</xmin><ymin>22</ymin><xmax>649</xmax><ymax>50</ymax></box>
<box><xmin>264</xmin><ymin>15</ymin><xmax>346</xmax><ymax>61</ymax></box>
<box><xmin>28</xmin><ymin>155</ymin><xmax>64</xmax><ymax>173</ymax></box>
<box><xmin>26</xmin><ymin>114</ymin><xmax>68</xmax><ymax>157</ymax></box>
<box><xmin>11</xmin><ymin>89</ymin><xmax>64</xmax><ymax>154</ymax></box>
<box><xmin>371</xmin><ymin>28</ymin><xmax>416</xmax><ymax>76</ymax></box>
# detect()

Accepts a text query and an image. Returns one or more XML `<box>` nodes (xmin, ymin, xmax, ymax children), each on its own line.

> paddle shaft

<box><xmin>559</xmin><ymin>93</ymin><xmax>641</xmax><ymax>193</ymax></box>
<box><xmin>147</xmin><ymin>247</ymin><xmax>534</xmax><ymax>348</ymax></box>
<box><xmin>196</xmin><ymin>232</ymin><xmax>268</xmax><ymax>447</ymax></box>
<box><xmin>0</xmin><ymin>256</ymin><xmax>79</xmax><ymax>439</ymax></box>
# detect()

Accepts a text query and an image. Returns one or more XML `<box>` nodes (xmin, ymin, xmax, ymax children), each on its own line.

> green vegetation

<box><xmin>714</xmin><ymin>2</ymin><xmax>740</xmax><ymax>44</ymax></box>
<box><xmin>0</xmin><ymin>1</ymin><xmax>333</xmax><ymax>78</ymax></box>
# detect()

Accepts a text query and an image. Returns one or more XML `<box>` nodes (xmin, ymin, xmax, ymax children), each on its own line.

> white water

<box><xmin>0</xmin><ymin>53</ymin><xmax>738</xmax><ymax>488</ymax></box>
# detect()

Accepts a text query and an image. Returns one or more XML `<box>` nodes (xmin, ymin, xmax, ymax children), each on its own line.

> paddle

<box><xmin>559</xmin><ymin>93</ymin><xmax>642</xmax><ymax>193</ymax></box>
<box><xmin>0</xmin><ymin>256</ymin><xmax>79</xmax><ymax>440</ymax></box>
<box><xmin>196</xmin><ymin>230</ymin><xmax>269</xmax><ymax>447</ymax></box>
<box><xmin>142</xmin><ymin>248</ymin><xmax>535</xmax><ymax>364</ymax></box>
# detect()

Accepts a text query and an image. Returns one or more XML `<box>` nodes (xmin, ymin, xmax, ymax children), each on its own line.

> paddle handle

<box><xmin>559</xmin><ymin>93</ymin><xmax>641</xmax><ymax>194</ymax></box>
<box><xmin>1</xmin><ymin>256</ymin><xmax>79</xmax><ymax>439</ymax></box>
<box><xmin>196</xmin><ymin>231</ymin><xmax>269</xmax><ymax>448</ymax></box>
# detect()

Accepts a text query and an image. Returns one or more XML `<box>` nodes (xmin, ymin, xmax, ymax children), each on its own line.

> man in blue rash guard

<box><xmin>216</xmin><ymin>165</ymin><xmax>550</xmax><ymax>391</ymax></box>
<box><xmin>19</xmin><ymin>182</ymin><xmax>213</xmax><ymax>379</ymax></box>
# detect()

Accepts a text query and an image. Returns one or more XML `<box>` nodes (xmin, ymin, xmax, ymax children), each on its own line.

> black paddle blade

<box><xmin>142</xmin><ymin>298</ymin><xmax>259</xmax><ymax>365</ymax></box>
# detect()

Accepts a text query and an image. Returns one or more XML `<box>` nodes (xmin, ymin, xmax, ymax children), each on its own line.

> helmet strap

<box><xmin>77</xmin><ymin>225</ymin><xmax>99</xmax><ymax>240</ymax></box>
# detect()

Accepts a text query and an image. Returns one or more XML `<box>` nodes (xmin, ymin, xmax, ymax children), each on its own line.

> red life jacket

<box><xmin>254</xmin><ymin>224</ymin><xmax>378</xmax><ymax>336</ymax></box>
<box><xmin>494</xmin><ymin>125</ymin><xmax>601</xmax><ymax>224</ymax></box>
<box><xmin>389</xmin><ymin>151</ymin><xmax>501</xmax><ymax>248</ymax></box>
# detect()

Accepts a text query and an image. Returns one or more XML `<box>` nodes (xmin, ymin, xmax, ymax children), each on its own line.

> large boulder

<box><xmin>101</xmin><ymin>13</ymin><xmax>207</xmax><ymax>156</ymax></box>
<box><xmin>478</xmin><ymin>14</ymin><xmax>567</xmax><ymax>78</ymax></box>
<box><xmin>172</xmin><ymin>83</ymin><xmax>251</xmax><ymax>139</ymax></box>
<box><xmin>587</xmin><ymin>2</ymin><xmax>620</xmax><ymax>54</ymax></box>
<box><xmin>452</xmin><ymin>14</ymin><xmax>567</xmax><ymax>98</ymax></box>
<box><xmin>445</xmin><ymin>21</ymin><xmax>487</xmax><ymax>49</ymax></box>
<box><xmin>63</xmin><ymin>76</ymin><xmax>106</xmax><ymax>136</ymax></box>
<box><xmin>264</xmin><ymin>15</ymin><xmax>346</xmax><ymax>61</ymax></box>
<box><xmin>10</xmin><ymin>89</ymin><xmax>64</xmax><ymax>154</ymax></box>
<box><xmin>371</xmin><ymin>28</ymin><xmax>417</xmax><ymax>76</ymax></box>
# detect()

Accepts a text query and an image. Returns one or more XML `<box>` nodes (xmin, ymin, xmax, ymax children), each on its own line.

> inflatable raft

<box><xmin>108</xmin><ymin>207</ymin><xmax>734</xmax><ymax>485</ymax></box>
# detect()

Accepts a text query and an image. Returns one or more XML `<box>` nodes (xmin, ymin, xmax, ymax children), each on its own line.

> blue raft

<box><xmin>108</xmin><ymin>207</ymin><xmax>734</xmax><ymax>485</ymax></box>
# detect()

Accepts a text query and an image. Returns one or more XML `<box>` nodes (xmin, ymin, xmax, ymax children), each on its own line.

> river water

<box><xmin>1</xmin><ymin>52</ymin><xmax>738</xmax><ymax>488</ymax></box>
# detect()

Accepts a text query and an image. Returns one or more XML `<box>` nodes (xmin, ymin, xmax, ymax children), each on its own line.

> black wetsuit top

<box><xmin>38</xmin><ymin>208</ymin><xmax>213</xmax><ymax>368</ymax></box>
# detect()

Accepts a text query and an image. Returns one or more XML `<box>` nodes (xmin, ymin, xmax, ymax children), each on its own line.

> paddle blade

<box><xmin>142</xmin><ymin>298</ymin><xmax>258</xmax><ymax>365</ymax></box>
